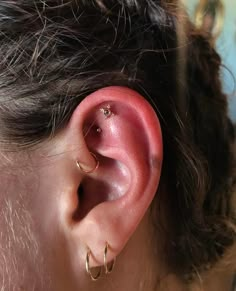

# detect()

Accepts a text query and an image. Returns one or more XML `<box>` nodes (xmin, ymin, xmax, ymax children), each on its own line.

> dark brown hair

<box><xmin>0</xmin><ymin>0</ymin><xmax>235</xmax><ymax>281</ymax></box>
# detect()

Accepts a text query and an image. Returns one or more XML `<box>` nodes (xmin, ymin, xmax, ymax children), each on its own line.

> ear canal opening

<box><xmin>72</xmin><ymin>178</ymin><xmax>110</xmax><ymax>221</ymax></box>
<box><xmin>72</xmin><ymin>155</ymin><xmax>130</xmax><ymax>221</ymax></box>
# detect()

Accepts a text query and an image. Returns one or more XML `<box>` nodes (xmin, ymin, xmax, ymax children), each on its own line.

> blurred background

<box><xmin>183</xmin><ymin>0</ymin><xmax>236</xmax><ymax>120</ymax></box>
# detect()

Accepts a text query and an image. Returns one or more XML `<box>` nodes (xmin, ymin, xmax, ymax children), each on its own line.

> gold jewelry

<box><xmin>104</xmin><ymin>242</ymin><xmax>116</xmax><ymax>274</ymax></box>
<box><xmin>86</xmin><ymin>248</ymin><xmax>102</xmax><ymax>281</ymax></box>
<box><xmin>76</xmin><ymin>152</ymin><xmax>99</xmax><ymax>174</ymax></box>
<box><xmin>100</xmin><ymin>104</ymin><xmax>114</xmax><ymax>119</ymax></box>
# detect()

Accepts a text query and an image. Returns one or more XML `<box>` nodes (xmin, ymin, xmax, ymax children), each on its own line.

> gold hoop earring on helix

<box><xmin>104</xmin><ymin>242</ymin><xmax>116</xmax><ymax>274</ymax></box>
<box><xmin>76</xmin><ymin>152</ymin><xmax>99</xmax><ymax>174</ymax></box>
<box><xmin>86</xmin><ymin>248</ymin><xmax>102</xmax><ymax>281</ymax></box>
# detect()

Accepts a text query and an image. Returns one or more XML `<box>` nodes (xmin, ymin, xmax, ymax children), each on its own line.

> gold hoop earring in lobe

<box><xmin>104</xmin><ymin>242</ymin><xmax>116</xmax><ymax>274</ymax></box>
<box><xmin>86</xmin><ymin>248</ymin><xmax>102</xmax><ymax>281</ymax></box>
<box><xmin>76</xmin><ymin>152</ymin><xmax>99</xmax><ymax>174</ymax></box>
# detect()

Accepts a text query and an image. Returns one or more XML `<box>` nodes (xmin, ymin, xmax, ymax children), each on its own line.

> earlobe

<box><xmin>61</xmin><ymin>86</ymin><xmax>163</xmax><ymax>275</ymax></box>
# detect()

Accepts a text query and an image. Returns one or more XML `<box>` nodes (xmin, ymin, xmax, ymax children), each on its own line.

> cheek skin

<box><xmin>0</xmin><ymin>172</ymin><xmax>47</xmax><ymax>290</ymax></box>
<box><xmin>32</xmin><ymin>158</ymin><xmax>78</xmax><ymax>290</ymax></box>
<box><xmin>0</xmin><ymin>156</ymin><xmax>72</xmax><ymax>291</ymax></box>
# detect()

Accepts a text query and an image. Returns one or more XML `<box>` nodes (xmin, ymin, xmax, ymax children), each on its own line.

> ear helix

<box><xmin>66</xmin><ymin>89</ymin><xmax>162</xmax><ymax>284</ymax></box>
<box><xmin>86</xmin><ymin>242</ymin><xmax>116</xmax><ymax>281</ymax></box>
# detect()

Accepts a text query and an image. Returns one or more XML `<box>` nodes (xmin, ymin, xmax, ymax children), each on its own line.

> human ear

<box><xmin>59</xmin><ymin>86</ymin><xmax>163</xmax><ymax>275</ymax></box>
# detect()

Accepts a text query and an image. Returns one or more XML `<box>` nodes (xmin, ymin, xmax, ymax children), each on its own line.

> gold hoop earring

<box><xmin>86</xmin><ymin>248</ymin><xmax>102</xmax><ymax>281</ymax></box>
<box><xmin>104</xmin><ymin>242</ymin><xmax>116</xmax><ymax>274</ymax></box>
<box><xmin>76</xmin><ymin>152</ymin><xmax>99</xmax><ymax>174</ymax></box>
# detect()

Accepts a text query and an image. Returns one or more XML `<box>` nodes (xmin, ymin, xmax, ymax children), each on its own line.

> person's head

<box><xmin>0</xmin><ymin>1</ymin><xmax>235</xmax><ymax>290</ymax></box>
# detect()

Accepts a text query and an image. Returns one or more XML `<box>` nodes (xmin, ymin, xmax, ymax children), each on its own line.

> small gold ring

<box><xmin>76</xmin><ymin>152</ymin><xmax>99</xmax><ymax>174</ymax></box>
<box><xmin>104</xmin><ymin>242</ymin><xmax>116</xmax><ymax>274</ymax></box>
<box><xmin>86</xmin><ymin>248</ymin><xmax>102</xmax><ymax>281</ymax></box>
